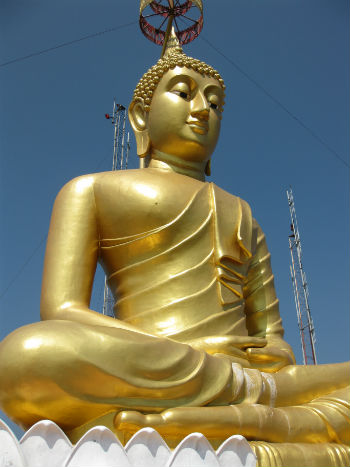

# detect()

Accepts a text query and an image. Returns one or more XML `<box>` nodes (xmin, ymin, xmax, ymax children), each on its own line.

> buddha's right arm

<box><xmin>40</xmin><ymin>175</ymin><xmax>154</xmax><ymax>337</ymax></box>
<box><xmin>242</xmin><ymin>220</ymin><xmax>295</xmax><ymax>371</ymax></box>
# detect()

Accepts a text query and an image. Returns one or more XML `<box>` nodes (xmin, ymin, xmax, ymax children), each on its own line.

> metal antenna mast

<box><xmin>287</xmin><ymin>187</ymin><xmax>317</xmax><ymax>365</ymax></box>
<box><xmin>102</xmin><ymin>99</ymin><xmax>130</xmax><ymax>316</ymax></box>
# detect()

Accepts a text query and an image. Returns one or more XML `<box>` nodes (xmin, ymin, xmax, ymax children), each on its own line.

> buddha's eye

<box><xmin>172</xmin><ymin>90</ymin><xmax>190</xmax><ymax>100</ymax></box>
<box><xmin>170</xmin><ymin>81</ymin><xmax>192</xmax><ymax>100</ymax></box>
<box><xmin>206</xmin><ymin>90</ymin><xmax>222</xmax><ymax>111</ymax></box>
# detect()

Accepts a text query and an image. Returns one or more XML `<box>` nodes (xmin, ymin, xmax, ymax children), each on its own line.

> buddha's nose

<box><xmin>191</xmin><ymin>92</ymin><xmax>209</xmax><ymax>121</ymax></box>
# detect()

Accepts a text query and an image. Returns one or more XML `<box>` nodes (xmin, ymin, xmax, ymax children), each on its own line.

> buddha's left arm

<box><xmin>243</xmin><ymin>219</ymin><xmax>296</xmax><ymax>372</ymax></box>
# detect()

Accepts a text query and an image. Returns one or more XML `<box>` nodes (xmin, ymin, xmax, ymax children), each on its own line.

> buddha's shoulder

<box><xmin>65</xmin><ymin>168</ymin><xmax>190</xmax><ymax>183</ymax></box>
<box><xmin>57</xmin><ymin>169</ymin><xmax>193</xmax><ymax>203</ymax></box>
<box><xmin>91</xmin><ymin>168</ymin><xmax>205</xmax><ymax>185</ymax></box>
<box><xmin>59</xmin><ymin>170</ymin><xmax>147</xmax><ymax>194</ymax></box>
<box><xmin>91</xmin><ymin>168</ymin><xmax>206</xmax><ymax>196</ymax></box>
<box><xmin>58</xmin><ymin>172</ymin><xmax>252</xmax><ymax>214</ymax></box>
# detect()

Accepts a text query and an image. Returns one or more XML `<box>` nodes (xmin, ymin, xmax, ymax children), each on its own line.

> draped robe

<box><xmin>0</xmin><ymin>169</ymin><xmax>348</xmax><ymax>466</ymax></box>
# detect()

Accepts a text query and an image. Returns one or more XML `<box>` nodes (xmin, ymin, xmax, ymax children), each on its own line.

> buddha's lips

<box><xmin>186</xmin><ymin>120</ymin><xmax>209</xmax><ymax>134</ymax></box>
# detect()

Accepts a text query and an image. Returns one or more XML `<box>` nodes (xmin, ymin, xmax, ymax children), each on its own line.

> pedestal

<box><xmin>0</xmin><ymin>418</ymin><xmax>256</xmax><ymax>467</ymax></box>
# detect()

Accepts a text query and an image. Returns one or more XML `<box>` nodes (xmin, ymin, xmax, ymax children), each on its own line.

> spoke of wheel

<box><xmin>158</xmin><ymin>15</ymin><xmax>169</xmax><ymax>31</ymax></box>
<box><xmin>181</xmin><ymin>14</ymin><xmax>198</xmax><ymax>23</ymax></box>
<box><xmin>178</xmin><ymin>15</ymin><xmax>192</xmax><ymax>28</ymax></box>
<box><xmin>177</xmin><ymin>15</ymin><xmax>187</xmax><ymax>27</ymax></box>
<box><xmin>144</xmin><ymin>13</ymin><xmax>161</xmax><ymax>19</ymax></box>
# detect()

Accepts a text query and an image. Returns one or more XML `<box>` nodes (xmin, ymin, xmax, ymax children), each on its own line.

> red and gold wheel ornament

<box><xmin>139</xmin><ymin>0</ymin><xmax>203</xmax><ymax>55</ymax></box>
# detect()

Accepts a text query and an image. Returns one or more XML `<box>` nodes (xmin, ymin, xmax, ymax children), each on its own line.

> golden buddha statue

<box><xmin>0</xmin><ymin>35</ymin><xmax>349</xmax><ymax>467</ymax></box>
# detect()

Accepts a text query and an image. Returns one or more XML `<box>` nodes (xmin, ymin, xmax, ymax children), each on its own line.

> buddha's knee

<box><xmin>0</xmin><ymin>320</ymin><xmax>80</xmax><ymax>384</ymax></box>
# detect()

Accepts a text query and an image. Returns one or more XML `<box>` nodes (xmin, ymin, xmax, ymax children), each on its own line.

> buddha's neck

<box><xmin>149</xmin><ymin>149</ymin><xmax>207</xmax><ymax>182</ymax></box>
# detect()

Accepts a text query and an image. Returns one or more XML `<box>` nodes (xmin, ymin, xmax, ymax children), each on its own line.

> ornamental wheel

<box><xmin>139</xmin><ymin>0</ymin><xmax>203</xmax><ymax>48</ymax></box>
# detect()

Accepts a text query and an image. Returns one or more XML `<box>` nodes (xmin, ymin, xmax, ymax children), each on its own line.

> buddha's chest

<box><xmin>95</xmin><ymin>170</ymin><xmax>253</xmax><ymax>278</ymax></box>
<box><xmin>97</xmin><ymin>181</ymin><xmax>202</xmax><ymax>238</ymax></box>
<box><xmin>94</xmin><ymin>171</ymin><xmax>217</xmax><ymax>240</ymax></box>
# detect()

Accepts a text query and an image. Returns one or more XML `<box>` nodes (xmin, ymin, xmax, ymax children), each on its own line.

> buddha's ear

<box><xmin>128</xmin><ymin>98</ymin><xmax>150</xmax><ymax>161</ymax></box>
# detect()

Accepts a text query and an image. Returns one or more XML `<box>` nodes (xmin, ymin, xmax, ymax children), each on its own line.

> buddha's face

<box><xmin>147</xmin><ymin>67</ymin><xmax>224</xmax><ymax>163</ymax></box>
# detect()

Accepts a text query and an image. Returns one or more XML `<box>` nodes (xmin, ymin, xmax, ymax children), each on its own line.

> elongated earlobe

<box><xmin>136</xmin><ymin>133</ymin><xmax>151</xmax><ymax>159</ymax></box>
<box><xmin>205</xmin><ymin>159</ymin><xmax>211</xmax><ymax>176</ymax></box>
<box><xmin>128</xmin><ymin>98</ymin><xmax>151</xmax><ymax>159</ymax></box>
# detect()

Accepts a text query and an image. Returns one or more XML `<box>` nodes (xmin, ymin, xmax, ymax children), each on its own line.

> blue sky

<box><xmin>0</xmin><ymin>0</ymin><xmax>349</xmax><ymax>438</ymax></box>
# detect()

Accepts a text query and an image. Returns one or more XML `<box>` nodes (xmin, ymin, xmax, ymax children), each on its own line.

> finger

<box><xmin>199</xmin><ymin>338</ymin><xmax>249</xmax><ymax>357</ymax></box>
<box><xmin>240</xmin><ymin>337</ymin><xmax>267</xmax><ymax>349</ymax></box>
<box><xmin>224</xmin><ymin>346</ymin><xmax>248</xmax><ymax>358</ymax></box>
<box><xmin>248</xmin><ymin>360</ymin><xmax>286</xmax><ymax>372</ymax></box>
<box><xmin>227</xmin><ymin>336</ymin><xmax>267</xmax><ymax>349</ymax></box>
<box><xmin>247</xmin><ymin>349</ymin><xmax>293</xmax><ymax>372</ymax></box>
<box><xmin>246</xmin><ymin>347</ymin><xmax>287</xmax><ymax>363</ymax></box>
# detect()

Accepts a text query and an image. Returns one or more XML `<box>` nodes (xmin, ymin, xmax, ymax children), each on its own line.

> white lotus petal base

<box><xmin>0</xmin><ymin>418</ymin><xmax>256</xmax><ymax>467</ymax></box>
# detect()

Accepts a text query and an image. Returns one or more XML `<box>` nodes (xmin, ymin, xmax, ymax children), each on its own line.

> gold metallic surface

<box><xmin>132</xmin><ymin>34</ymin><xmax>225</xmax><ymax>113</ymax></box>
<box><xmin>0</xmin><ymin>55</ymin><xmax>349</xmax><ymax>467</ymax></box>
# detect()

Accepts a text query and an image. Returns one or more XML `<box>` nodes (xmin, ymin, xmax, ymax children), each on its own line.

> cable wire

<box><xmin>0</xmin><ymin>21</ymin><xmax>138</xmax><ymax>68</ymax></box>
<box><xmin>201</xmin><ymin>36</ymin><xmax>349</xmax><ymax>168</ymax></box>
<box><xmin>0</xmin><ymin>235</ymin><xmax>47</xmax><ymax>300</ymax></box>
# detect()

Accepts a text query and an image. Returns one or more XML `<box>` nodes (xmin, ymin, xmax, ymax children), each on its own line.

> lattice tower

<box><xmin>287</xmin><ymin>187</ymin><xmax>317</xmax><ymax>365</ymax></box>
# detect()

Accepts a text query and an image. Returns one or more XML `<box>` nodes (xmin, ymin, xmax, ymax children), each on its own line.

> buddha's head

<box><xmin>129</xmin><ymin>39</ymin><xmax>225</xmax><ymax>177</ymax></box>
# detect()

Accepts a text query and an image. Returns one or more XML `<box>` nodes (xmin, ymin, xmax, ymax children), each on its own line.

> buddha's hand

<box><xmin>187</xmin><ymin>335</ymin><xmax>267</xmax><ymax>367</ymax></box>
<box><xmin>246</xmin><ymin>336</ymin><xmax>296</xmax><ymax>373</ymax></box>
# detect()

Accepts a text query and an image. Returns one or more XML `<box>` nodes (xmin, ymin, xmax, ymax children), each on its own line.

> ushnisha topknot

<box><xmin>132</xmin><ymin>32</ymin><xmax>225</xmax><ymax>112</ymax></box>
